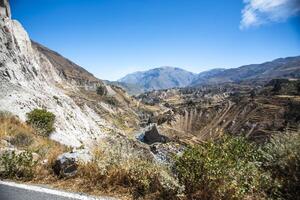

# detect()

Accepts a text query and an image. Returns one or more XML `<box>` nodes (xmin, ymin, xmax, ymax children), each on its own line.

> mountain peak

<box><xmin>118</xmin><ymin>66</ymin><xmax>196</xmax><ymax>93</ymax></box>
<box><xmin>156</xmin><ymin>66</ymin><xmax>181</xmax><ymax>70</ymax></box>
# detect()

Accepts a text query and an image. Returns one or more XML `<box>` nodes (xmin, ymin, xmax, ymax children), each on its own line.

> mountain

<box><xmin>118</xmin><ymin>67</ymin><xmax>196</xmax><ymax>94</ymax></box>
<box><xmin>191</xmin><ymin>56</ymin><xmax>300</xmax><ymax>86</ymax></box>
<box><xmin>0</xmin><ymin>1</ymin><xmax>141</xmax><ymax>147</ymax></box>
<box><xmin>118</xmin><ymin>56</ymin><xmax>300</xmax><ymax>95</ymax></box>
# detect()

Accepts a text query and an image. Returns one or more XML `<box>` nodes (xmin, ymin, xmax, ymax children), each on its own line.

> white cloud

<box><xmin>240</xmin><ymin>0</ymin><xmax>300</xmax><ymax>29</ymax></box>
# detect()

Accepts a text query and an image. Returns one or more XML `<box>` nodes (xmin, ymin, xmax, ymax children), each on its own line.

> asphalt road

<box><xmin>0</xmin><ymin>181</ymin><xmax>115</xmax><ymax>200</ymax></box>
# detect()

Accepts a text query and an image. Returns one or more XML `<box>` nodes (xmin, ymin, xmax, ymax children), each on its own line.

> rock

<box><xmin>150</xmin><ymin>142</ymin><xmax>185</xmax><ymax>164</ymax></box>
<box><xmin>53</xmin><ymin>152</ymin><xmax>78</xmax><ymax>178</ymax></box>
<box><xmin>52</xmin><ymin>150</ymin><xmax>92</xmax><ymax>178</ymax></box>
<box><xmin>143</xmin><ymin>124</ymin><xmax>169</xmax><ymax>145</ymax></box>
<box><xmin>0</xmin><ymin>0</ymin><xmax>11</xmax><ymax>18</ymax></box>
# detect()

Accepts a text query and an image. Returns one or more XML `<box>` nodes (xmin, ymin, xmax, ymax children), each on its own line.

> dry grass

<box><xmin>0</xmin><ymin>111</ymin><xmax>66</xmax><ymax>180</ymax></box>
<box><xmin>0</xmin><ymin>112</ymin><xmax>180</xmax><ymax>199</ymax></box>
<box><xmin>64</xmin><ymin>140</ymin><xmax>182</xmax><ymax>199</ymax></box>
<box><xmin>0</xmin><ymin>111</ymin><xmax>66</xmax><ymax>158</ymax></box>
<box><xmin>0</xmin><ymin>112</ymin><xmax>35</xmax><ymax>140</ymax></box>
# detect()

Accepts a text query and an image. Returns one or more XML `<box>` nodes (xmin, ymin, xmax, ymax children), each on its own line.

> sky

<box><xmin>10</xmin><ymin>0</ymin><xmax>300</xmax><ymax>81</ymax></box>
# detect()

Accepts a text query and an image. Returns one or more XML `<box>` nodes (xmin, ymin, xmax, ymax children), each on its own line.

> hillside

<box><xmin>118</xmin><ymin>66</ymin><xmax>196</xmax><ymax>93</ymax></box>
<box><xmin>31</xmin><ymin>41</ymin><xmax>101</xmax><ymax>87</ymax></box>
<box><xmin>138</xmin><ymin>79</ymin><xmax>300</xmax><ymax>143</ymax></box>
<box><xmin>0</xmin><ymin>2</ymin><xmax>142</xmax><ymax>147</ymax></box>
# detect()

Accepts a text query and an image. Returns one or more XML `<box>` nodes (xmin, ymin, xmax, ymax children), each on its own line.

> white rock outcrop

<box><xmin>0</xmin><ymin>1</ymin><xmax>114</xmax><ymax>147</ymax></box>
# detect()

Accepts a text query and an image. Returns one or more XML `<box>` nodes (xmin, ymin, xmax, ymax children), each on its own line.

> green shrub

<box><xmin>26</xmin><ymin>109</ymin><xmax>55</xmax><ymax>136</ymax></box>
<box><xmin>175</xmin><ymin>135</ymin><xmax>277</xmax><ymax>200</ymax></box>
<box><xmin>0</xmin><ymin>150</ymin><xmax>37</xmax><ymax>180</ymax></box>
<box><xmin>262</xmin><ymin>132</ymin><xmax>300</xmax><ymax>199</ymax></box>
<box><xmin>96</xmin><ymin>85</ymin><xmax>107</xmax><ymax>96</ymax></box>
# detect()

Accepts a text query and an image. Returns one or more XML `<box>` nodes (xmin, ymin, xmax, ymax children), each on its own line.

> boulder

<box><xmin>53</xmin><ymin>152</ymin><xmax>78</xmax><ymax>178</ymax></box>
<box><xmin>52</xmin><ymin>149</ymin><xmax>92</xmax><ymax>178</ymax></box>
<box><xmin>143</xmin><ymin>124</ymin><xmax>169</xmax><ymax>145</ymax></box>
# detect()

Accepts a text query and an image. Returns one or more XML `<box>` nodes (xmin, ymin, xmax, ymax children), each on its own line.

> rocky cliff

<box><xmin>0</xmin><ymin>0</ymin><xmax>140</xmax><ymax>147</ymax></box>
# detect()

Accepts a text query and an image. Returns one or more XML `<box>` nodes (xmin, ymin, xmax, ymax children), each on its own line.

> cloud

<box><xmin>240</xmin><ymin>0</ymin><xmax>300</xmax><ymax>29</ymax></box>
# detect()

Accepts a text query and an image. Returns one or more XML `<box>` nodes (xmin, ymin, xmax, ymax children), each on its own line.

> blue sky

<box><xmin>11</xmin><ymin>0</ymin><xmax>300</xmax><ymax>81</ymax></box>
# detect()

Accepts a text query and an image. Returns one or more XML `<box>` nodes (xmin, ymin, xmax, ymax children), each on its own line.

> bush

<box><xmin>96</xmin><ymin>85</ymin><xmax>108</xmax><ymax>96</ymax></box>
<box><xmin>26</xmin><ymin>109</ymin><xmax>55</xmax><ymax>136</ymax></box>
<box><xmin>10</xmin><ymin>132</ymin><xmax>34</xmax><ymax>147</ymax></box>
<box><xmin>0</xmin><ymin>150</ymin><xmax>37</xmax><ymax>180</ymax></box>
<box><xmin>262</xmin><ymin>132</ymin><xmax>300</xmax><ymax>199</ymax></box>
<box><xmin>175</xmin><ymin>135</ymin><xmax>277</xmax><ymax>200</ymax></box>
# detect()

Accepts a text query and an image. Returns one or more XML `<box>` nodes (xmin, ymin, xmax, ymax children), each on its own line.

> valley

<box><xmin>0</xmin><ymin>0</ymin><xmax>300</xmax><ymax>199</ymax></box>
<box><xmin>138</xmin><ymin>80</ymin><xmax>300</xmax><ymax>144</ymax></box>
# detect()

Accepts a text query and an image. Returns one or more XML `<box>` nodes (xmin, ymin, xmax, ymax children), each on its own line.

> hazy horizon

<box><xmin>11</xmin><ymin>0</ymin><xmax>300</xmax><ymax>81</ymax></box>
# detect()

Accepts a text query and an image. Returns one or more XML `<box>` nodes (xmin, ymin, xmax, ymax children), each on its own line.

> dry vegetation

<box><xmin>0</xmin><ymin>111</ymin><xmax>65</xmax><ymax>155</ymax></box>
<box><xmin>64</xmin><ymin>140</ymin><xmax>181</xmax><ymax>199</ymax></box>
<box><xmin>1</xmin><ymin>110</ymin><xmax>299</xmax><ymax>200</ymax></box>
<box><xmin>0</xmin><ymin>112</ymin><xmax>180</xmax><ymax>199</ymax></box>
<box><xmin>0</xmin><ymin>112</ymin><xmax>67</xmax><ymax>181</ymax></box>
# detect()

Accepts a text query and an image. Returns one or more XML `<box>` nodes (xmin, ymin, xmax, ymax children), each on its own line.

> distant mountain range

<box><xmin>117</xmin><ymin>56</ymin><xmax>300</xmax><ymax>95</ymax></box>
<box><xmin>192</xmin><ymin>56</ymin><xmax>300</xmax><ymax>86</ymax></box>
<box><xmin>117</xmin><ymin>67</ymin><xmax>196</xmax><ymax>94</ymax></box>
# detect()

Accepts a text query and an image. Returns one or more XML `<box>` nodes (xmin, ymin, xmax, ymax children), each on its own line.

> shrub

<box><xmin>96</xmin><ymin>85</ymin><xmax>108</xmax><ymax>96</ymax></box>
<box><xmin>26</xmin><ymin>109</ymin><xmax>55</xmax><ymax>136</ymax></box>
<box><xmin>262</xmin><ymin>132</ymin><xmax>300</xmax><ymax>199</ymax></box>
<box><xmin>10</xmin><ymin>132</ymin><xmax>34</xmax><ymax>147</ymax></box>
<box><xmin>0</xmin><ymin>150</ymin><xmax>37</xmax><ymax>180</ymax></box>
<box><xmin>175</xmin><ymin>135</ymin><xmax>277</xmax><ymax>200</ymax></box>
<box><xmin>0</xmin><ymin>111</ymin><xmax>66</xmax><ymax>181</ymax></box>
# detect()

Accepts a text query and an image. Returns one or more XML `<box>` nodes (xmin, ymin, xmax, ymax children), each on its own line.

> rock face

<box><xmin>0</xmin><ymin>1</ymin><xmax>140</xmax><ymax>148</ymax></box>
<box><xmin>0</xmin><ymin>13</ymin><xmax>105</xmax><ymax>146</ymax></box>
